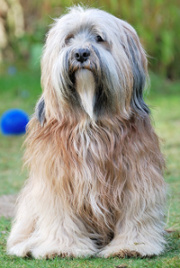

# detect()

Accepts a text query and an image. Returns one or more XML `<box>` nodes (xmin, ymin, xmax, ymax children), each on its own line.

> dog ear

<box><xmin>35</xmin><ymin>96</ymin><xmax>46</xmax><ymax>126</ymax></box>
<box><xmin>122</xmin><ymin>24</ymin><xmax>150</xmax><ymax>116</ymax></box>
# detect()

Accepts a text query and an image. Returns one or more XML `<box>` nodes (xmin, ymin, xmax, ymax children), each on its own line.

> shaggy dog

<box><xmin>7</xmin><ymin>6</ymin><xmax>166</xmax><ymax>259</ymax></box>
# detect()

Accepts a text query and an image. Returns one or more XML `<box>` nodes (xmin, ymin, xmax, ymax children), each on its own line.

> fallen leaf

<box><xmin>115</xmin><ymin>265</ymin><xmax>128</xmax><ymax>268</ymax></box>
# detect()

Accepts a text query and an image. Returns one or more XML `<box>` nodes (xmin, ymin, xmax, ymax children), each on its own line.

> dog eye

<box><xmin>65</xmin><ymin>34</ymin><xmax>74</xmax><ymax>44</ymax></box>
<box><xmin>96</xmin><ymin>35</ymin><xmax>104</xmax><ymax>42</ymax></box>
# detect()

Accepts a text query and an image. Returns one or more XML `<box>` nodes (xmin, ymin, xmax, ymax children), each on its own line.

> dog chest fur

<box><xmin>22</xmin><ymin>114</ymin><xmax>165</xmax><ymax>248</ymax></box>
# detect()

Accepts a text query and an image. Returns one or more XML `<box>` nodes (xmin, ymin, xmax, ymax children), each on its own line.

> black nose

<box><xmin>75</xmin><ymin>48</ymin><xmax>90</xmax><ymax>63</ymax></box>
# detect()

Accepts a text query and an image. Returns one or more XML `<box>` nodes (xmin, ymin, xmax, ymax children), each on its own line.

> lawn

<box><xmin>0</xmin><ymin>67</ymin><xmax>179</xmax><ymax>267</ymax></box>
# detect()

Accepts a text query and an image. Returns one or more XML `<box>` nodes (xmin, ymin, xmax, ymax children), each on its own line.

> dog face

<box><xmin>38</xmin><ymin>6</ymin><xmax>149</xmax><ymax>124</ymax></box>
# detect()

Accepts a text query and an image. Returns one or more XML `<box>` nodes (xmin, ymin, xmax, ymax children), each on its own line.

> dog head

<box><xmin>36</xmin><ymin>6</ymin><xmax>149</xmax><ymax>125</ymax></box>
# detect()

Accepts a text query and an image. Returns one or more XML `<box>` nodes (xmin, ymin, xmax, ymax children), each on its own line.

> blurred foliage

<box><xmin>0</xmin><ymin>0</ymin><xmax>180</xmax><ymax>79</ymax></box>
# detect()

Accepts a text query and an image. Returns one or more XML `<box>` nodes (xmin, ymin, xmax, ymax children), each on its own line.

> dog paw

<box><xmin>7</xmin><ymin>241</ymin><xmax>29</xmax><ymax>257</ymax></box>
<box><xmin>99</xmin><ymin>248</ymin><xmax>141</xmax><ymax>258</ymax></box>
<box><xmin>31</xmin><ymin>246</ymin><xmax>96</xmax><ymax>259</ymax></box>
<box><xmin>98</xmin><ymin>241</ymin><xmax>163</xmax><ymax>258</ymax></box>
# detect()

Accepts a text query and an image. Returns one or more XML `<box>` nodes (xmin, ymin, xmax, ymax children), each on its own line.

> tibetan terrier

<box><xmin>7</xmin><ymin>6</ymin><xmax>166</xmax><ymax>259</ymax></box>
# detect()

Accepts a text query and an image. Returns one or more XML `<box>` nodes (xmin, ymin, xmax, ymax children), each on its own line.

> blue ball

<box><xmin>0</xmin><ymin>109</ymin><xmax>29</xmax><ymax>135</ymax></box>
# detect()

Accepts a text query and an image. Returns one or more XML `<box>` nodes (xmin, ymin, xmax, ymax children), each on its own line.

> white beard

<box><xmin>75</xmin><ymin>69</ymin><xmax>95</xmax><ymax>120</ymax></box>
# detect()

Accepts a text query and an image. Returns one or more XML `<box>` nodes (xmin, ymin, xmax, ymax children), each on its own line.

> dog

<box><xmin>7</xmin><ymin>6</ymin><xmax>166</xmax><ymax>259</ymax></box>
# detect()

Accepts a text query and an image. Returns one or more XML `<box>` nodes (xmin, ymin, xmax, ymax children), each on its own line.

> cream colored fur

<box><xmin>7</xmin><ymin>6</ymin><xmax>166</xmax><ymax>259</ymax></box>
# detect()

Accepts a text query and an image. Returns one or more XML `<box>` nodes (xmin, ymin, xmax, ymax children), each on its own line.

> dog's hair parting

<box><xmin>7</xmin><ymin>6</ymin><xmax>166</xmax><ymax>259</ymax></box>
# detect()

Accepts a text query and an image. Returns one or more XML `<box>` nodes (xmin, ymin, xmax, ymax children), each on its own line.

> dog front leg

<box><xmin>99</xmin><ymin>184</ymin><xmax>166</xmax><ymax>258</ymax></box>
<box><xmin>7</xmin><ymin>181</ymin><xmax>97</xmax><ymax>259</ymax></box>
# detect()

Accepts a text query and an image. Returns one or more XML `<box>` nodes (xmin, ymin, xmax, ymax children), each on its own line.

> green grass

<box><xmin>0</xmin><ymin>67</ymin><xmax>179</xmax><ymax>267</ymax></box>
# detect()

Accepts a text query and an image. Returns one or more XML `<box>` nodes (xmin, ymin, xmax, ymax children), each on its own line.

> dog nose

<box><xmin>75</xmin><ymin>48</ymin><xmax>90</xmax><ymax>63</ymax></box>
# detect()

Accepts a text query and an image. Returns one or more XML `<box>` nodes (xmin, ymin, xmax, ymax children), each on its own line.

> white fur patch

<box><xmin>75</xmin><ymin>70</ymin><xmax>95</xmax><ymax>120</ymax></box>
